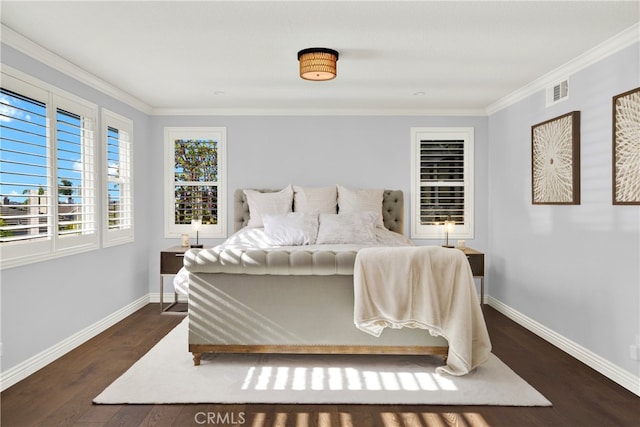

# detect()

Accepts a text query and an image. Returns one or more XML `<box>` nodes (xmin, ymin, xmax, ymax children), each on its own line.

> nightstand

<box><xmin>457</xmin><ymin>247</ymin><xmax>486</xmax><ymax>304</ymax></box>
<box><xmin>160</xmin><ymin>246</ymin><xmax>189</xmax><ymax>315</ymax></box>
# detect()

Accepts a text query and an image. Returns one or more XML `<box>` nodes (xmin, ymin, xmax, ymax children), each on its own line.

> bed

<box><xmin>183</xmin><ymin>185</ymin><xmax>490</xmax><ymax>375</ymax></box>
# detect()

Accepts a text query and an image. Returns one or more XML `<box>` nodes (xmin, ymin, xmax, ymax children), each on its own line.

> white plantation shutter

<box><xmin>55</xmin><ymin>106</ymin><xmax>96</xmax><ymax>242</ymax></box>
<box><xmin>102</xmin><ymin>109</ymin><xmax>133</xmax><ymax>246</ymax></box>
<box><xmin>51</xmin><ymin>96</ymin><xmax>97</xmax><ymax>252</ymax></box>
<box><xmin>419</xmin><ymin>140</ymin><xmax>465</xmax><ymax>225</ymax></box>
<box><xmin>1</xmin><ymin>70</ymin><xmax>98</xmax><ymax>268</ymax></box>
<box><xmin>411</xmin><ymin>127</ymin><xmax>474</xmax><ymax>240</ymax></box>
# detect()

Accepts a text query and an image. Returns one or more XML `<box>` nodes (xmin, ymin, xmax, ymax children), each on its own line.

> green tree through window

<box><xmin>174</xmin><ymin>139</ymin><xmax>218</xmax><ymax>226</ymax></box>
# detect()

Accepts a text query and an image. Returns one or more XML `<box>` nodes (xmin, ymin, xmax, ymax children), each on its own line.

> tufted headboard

<box><xmin>234</xmin><ymin>188</ymin><xmax>404</xmax><ymax>235</ymax></box>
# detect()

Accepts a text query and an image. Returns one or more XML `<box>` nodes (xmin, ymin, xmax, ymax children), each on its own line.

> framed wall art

<box><xmin>531</xmin><ymin>111</ymin><xmax>581</xmax><ymax>205</ymax></box>
<box><xmin>612</xmin><ymin>87</ymin><xmax>640</xmax><ymax>205</ymax></box>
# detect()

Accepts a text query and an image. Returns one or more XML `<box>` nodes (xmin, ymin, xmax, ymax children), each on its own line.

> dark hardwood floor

<box><xmin>2</xmin><ymin>304</ymin><xmax>638</xmax><ymax>427</ymax></box>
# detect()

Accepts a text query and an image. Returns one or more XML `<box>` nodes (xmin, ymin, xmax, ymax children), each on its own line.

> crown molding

<box><xmin>1</xmin><ymin>24</ymin><xmax>153</xmax><ymax>115</ymax></box>
<box><xmin>485</xmin><ymin>22</ymin><xmax>640</xmax><ymax>115</ymax></box>
<box><xmin>151</xmin><ymin>107</ymin><xmax>487</xmax><ymax>117</ymax></box>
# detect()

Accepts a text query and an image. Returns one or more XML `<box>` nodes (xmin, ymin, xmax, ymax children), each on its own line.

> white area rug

<box><xmin>94</xmin><ymin>319</ymin><xmax>551</xmax><ymax>406</ymax></box>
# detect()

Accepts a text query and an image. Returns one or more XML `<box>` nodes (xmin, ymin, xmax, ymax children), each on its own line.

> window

<box><xmin>410</xmin><ymin>127</ymin><xmax>474</xmax><ymax>240</ymax></box>
<box><xmin>102</xmin><ymin>109</ymin><xmax>133</xmax><ymax>247</ymax></box>
<box><xmin>1</xmin><ymin>70</ymin><xmax>98</xmax><ymax>268</ymax></box>
<box><xmin>164</xmin><ymin>127</ymin><xmax>226</xmax><ymax>239</ymax></box>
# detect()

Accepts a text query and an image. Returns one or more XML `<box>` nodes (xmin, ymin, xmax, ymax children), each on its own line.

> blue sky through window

<box><xmin>56</xmin><ymin>109</ymin><xmax>83</xmax><ymax>204</ymax></box>
<box><xmin>107</xmin><ymin>126</ymin><xmax>122</xmax><ymax>228</ymax></box>
<box><xmin>0</xmin><ymin>88</ymin><xmax>49</xmax><ymax>204</ymax></box>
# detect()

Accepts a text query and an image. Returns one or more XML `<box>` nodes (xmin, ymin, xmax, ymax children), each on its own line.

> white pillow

<box><xmin>244</xmin><ymin>185</ymin><xmax>293</xmax><ymax>228</ymax></box>
<box><xmin>337</xmin><ymin>185</ymin><xmax>384</xmax><ymax>228</ymax></box>
<box><xmin>293</xmin><ymin>185</ymin><xmax>337</xmax><ymax>214</ymax></box>
<box><xmin>263</xmin><ymin>212</ymin><xmax>319</xmax><ymax>246</ymax></box>
<box><xmin>315</xmin><ymin>211</ymin><xmax>378</xmax><ymax>245</ymax></box>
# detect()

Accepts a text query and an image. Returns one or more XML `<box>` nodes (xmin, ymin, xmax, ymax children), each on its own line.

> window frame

<box><xmin>163</xmin><ymin>127</ymin><xmax>227</xmax><ymax>239</ymax></box>
<box><xmin>1</xmin><ymin>67</ymin><xmax>99</xmax><ymax>269</ymax></box>
<box><xmin>410</xmin><ymin>127</ymin><xmax>474</xmax><ymax>240</ymax></box>
<box><xmin>102</xmin><ymin>108</ymin><xmax>134</xmax><ymax>247</ymax></box>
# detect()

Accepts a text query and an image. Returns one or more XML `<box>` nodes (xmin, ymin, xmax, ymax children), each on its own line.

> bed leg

<box><xmin>193</xmin><ymin>352</ymin><xmax>202</xmax><ymax>366</ymax></box>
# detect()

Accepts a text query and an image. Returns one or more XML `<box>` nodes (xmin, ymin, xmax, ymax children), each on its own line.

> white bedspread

<box><xmin>217</xmin><ymin>226</ymin><xmax>414</xmax><ymax>251</ymax></box>
<box><xmin>353</xmin><ymin>246</ymin><xmax>491</xmax><ymax>376</ymax></box>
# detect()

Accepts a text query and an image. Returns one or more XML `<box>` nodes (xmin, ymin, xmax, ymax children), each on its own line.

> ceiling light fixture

<box><xmin>297</xmin><ymin>47</ymin><xmax>339</xmax><ymax>81</ymax></box>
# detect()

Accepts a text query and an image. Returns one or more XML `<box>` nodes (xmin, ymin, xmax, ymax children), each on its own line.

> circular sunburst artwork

<box><xmin>613</xmin><ymin>87</ymin><xmax>640</xmax><ymax>205</ymax></box>
<box><xmin>531</xmin><ymin>112</ymin><xmax>580</xmax><ymax>204</ymax></box>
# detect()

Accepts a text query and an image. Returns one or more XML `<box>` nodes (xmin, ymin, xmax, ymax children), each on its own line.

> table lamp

<box><xmin>190</xmin><ymin>218</ymin><xmax>203</xmax><ymax>248</ymax></box>
<box><xmin>443</xmin><ymin>217</ymin><xmax>455</xmax><ymax>248</ymax></box>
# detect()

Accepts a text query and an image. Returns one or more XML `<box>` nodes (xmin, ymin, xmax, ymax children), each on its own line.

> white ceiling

<box><xmin>1</xmin><ymin>1</ymin><xmax>638</xmax><ymax>115</ymax></box>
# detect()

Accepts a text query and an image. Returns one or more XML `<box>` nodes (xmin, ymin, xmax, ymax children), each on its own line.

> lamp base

<box><xmin>441</xmin><ymin>245</ymin><xmax>455</xmax><ymax>248</ymax></box>
<box><xmin>190</xmin><ymin>244</ymin><xmax>203</xmax><ymax>248</ymax></box>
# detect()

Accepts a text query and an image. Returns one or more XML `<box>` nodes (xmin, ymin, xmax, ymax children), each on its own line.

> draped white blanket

<box><xmin>353</xmin><ymin>246</ymin><xmax>491</xmax><ymax>376</ymax></box>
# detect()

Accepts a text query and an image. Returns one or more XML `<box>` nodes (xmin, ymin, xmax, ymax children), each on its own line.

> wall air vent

<box><xmin>546</xmin><ymin>79</ymin><xmax>569</xmax><ymax>107</ymax></box>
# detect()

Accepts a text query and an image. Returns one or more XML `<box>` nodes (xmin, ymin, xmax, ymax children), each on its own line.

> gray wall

<box><xmin>487</xmin><ymin>43</ymin><xmax>640</xmax><ymax>374</ymax></box>
<box><xmin>149</xmin><ymin>115</ymin><xmax>489</xmax><ymax>291</ymax></box>
<box><xmin>0</xmin><ymin>45</ymin><xmax>153</xmax><ymax>371</ymax></box>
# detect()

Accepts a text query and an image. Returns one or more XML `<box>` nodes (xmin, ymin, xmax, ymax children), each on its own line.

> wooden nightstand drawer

<box><xmin>456</xmin><ymin>247</ymin><xmax>484</xmax><ymax>277</ymax></box>
<box><xmin>465</xmin><ymin>253</ymin><xmax>484</xmax><ymax>276</ymax></box>
<box><xmin>160</xmin><ymin>246</ymin><xmax>190</xmax><ymax>315</ymax></box>
<box><xmin>161</xmin><ymin>248</ymin><xmax>187</xmax><ymax>274</ymax></box>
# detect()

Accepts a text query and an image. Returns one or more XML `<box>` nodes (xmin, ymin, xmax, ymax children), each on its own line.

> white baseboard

<box><xmin>0</xmin><ymin>295</ymin><xmax>149</xmax><ymax>392</ymax></box>
<box><xmin>487</xmin><ymin>296</ymin><xmax>640</xmax><ymax>397</ymax></box>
